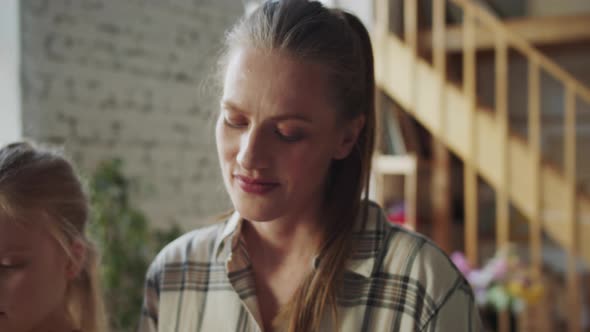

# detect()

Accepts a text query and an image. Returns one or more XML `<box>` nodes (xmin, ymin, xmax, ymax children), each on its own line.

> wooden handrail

<box><xmin>419</xmin><ymin>14</ymin><xmax>590</xmax><ymax>52</ymax></box>
<box><xmin>448</xmin><ymin>0</ymin><xmax>590</xmax><ymax>105</ymax></box>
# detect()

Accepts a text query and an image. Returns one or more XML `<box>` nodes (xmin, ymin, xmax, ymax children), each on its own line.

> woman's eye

<box><xmin>223</xmin><ymin>116</ymin><xmax>248</xmax><ymax>128</ymax></box>
<box><xmin>0</xmin><ymin>258</ymin><xmax>27</xmax><ymax>269</ymax></box>
<box><xmin>0</xmin><ymin>264</ymin><xmax>23</xmax><ymax>270</ymax></box>
<box><xmin>276</xmin><ymin>129</ymin><xmax>304</xmax><ymax>142</ymax></box>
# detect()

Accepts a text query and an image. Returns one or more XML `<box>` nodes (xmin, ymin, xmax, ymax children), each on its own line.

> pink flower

<box><xmin>468</xmin><ymin>269</ymin><xmax>494</xmax><ymax>289</ymax></box>
<box><xmin>489</xmin><ymin>257</ymin><xmax>509</xmax><ymax>281</ymax></box>
<box><xmin>450</xmin><ymin>252</ymin><xmax>471</xmax><ymax>276</ymax></box>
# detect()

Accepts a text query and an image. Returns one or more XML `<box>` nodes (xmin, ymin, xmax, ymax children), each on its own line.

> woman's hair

<box><xmin>221</xmin><ymin>1</ymin><xmax>376</xmax><ymax>330</ymax></box>
<box><xmin>0</xmin><ymin>142</ymin><xmax>108</xmax><ymax>332</ymax></box>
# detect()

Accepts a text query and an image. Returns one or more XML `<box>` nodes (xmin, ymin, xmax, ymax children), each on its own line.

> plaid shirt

<box><xmin>138</xmin><ymin>202</ymin><xmax>482</xmax><ymax>331</ymax></box>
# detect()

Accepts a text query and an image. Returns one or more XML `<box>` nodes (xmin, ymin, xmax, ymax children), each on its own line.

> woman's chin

<box><xmin>232</xmin><ymin>197</ymin><xmax>284</xmax><ymax>222</ymax></box>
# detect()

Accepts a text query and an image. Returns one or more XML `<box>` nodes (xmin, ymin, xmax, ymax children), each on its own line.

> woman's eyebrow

<box><xmin>0</xmin><ymin>248</ymin><xmax>32</xmax><ymax>255</ymax></box>
<box><xmin>0</xmin><ymin>239</ymin><xmax>31</xmax><ymax>253</ymax></box>
<box><xmin>221</xmin><ymin>100</ymin><xmax>313</xmax><ymax>123</ymax></box>
<box><xmin>272</xmin><ymin>114</ymin><xmax>313</xmax><ymax>123</ymax></box>
<box><xmin>220</xmin><ymin>100</ymin><xmax>247</xmax><ymax>114</ymax></box>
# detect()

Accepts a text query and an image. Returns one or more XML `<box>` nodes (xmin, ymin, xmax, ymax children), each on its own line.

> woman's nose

<box><xmin>236</xmin><ymin>128</ymin><xmax>270</xmax><ymax>170</ymax></box>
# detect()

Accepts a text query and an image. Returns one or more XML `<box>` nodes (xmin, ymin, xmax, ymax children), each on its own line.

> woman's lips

<box><xmin>234</xmin><ymin>175</ymin><xmax>279</xmax><ymax>195</ymax></box>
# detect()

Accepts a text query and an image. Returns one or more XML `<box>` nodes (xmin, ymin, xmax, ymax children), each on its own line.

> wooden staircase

<box><xmin>372</xmin><ymin>0</ymin><xmax>590</xmax><ymax>331</ymax></box>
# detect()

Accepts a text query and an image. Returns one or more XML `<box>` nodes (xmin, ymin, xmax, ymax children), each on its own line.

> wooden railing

<box><xmin>419</xmin><ymin>14</ymin><xmax>590</xmax><ymax>51</ymax></box>
<box><xmin>374</xmin><ymin>0</ymin><xmax>590</xmax><ymax>331</ymax></box>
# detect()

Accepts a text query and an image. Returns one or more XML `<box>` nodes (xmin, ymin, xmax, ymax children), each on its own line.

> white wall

<box><xmin>21</xmin><ymin>0</ymin><xmax>242</xmax><ymax>230</ymax></box>
<box><xmin>0</xmin><ymin>0</ymin><xmax>21</xmax><ymax>146</ymax></box>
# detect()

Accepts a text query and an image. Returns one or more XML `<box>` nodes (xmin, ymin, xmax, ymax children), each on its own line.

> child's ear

<box><xmin>66</xmin><ymin>239</ymin><xmax>87</xmax><ymax>280</ymax></box>
<box><xmin>333</xmin><ymin>114</ymin><xmax>365</xmax><ymax>160</ymax></box>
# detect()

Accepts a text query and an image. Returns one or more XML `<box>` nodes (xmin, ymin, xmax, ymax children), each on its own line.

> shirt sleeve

<box><xmin>419</xmin><ymin>279</ymin><xmax>484</xmax><ymax>332</ymax></box>
<box><xmin>137</xmin><ymin>260</ymin><xmax>161</xmax><ymax>332</ymax></box>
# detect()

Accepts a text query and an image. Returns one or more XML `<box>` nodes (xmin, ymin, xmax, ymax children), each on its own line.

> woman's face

<box><xmin>0</xmin><ymin>217</ymin><xmax>70</xmax><ymax>332</ymax></box>
<box><xmin>216</xmin><ymin>48</ymin><xmax>361</xmax><ymax>222</ymax></box>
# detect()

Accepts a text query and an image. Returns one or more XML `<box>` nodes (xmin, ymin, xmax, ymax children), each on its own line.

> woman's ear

<box><xmin>66</xmin><ymin>239</ymin><xmax>87</xmax><ymax>280</ymax></box>
<box><xmin>333</xmin><ymin>114</ymin><xmax>365</xmax><ymax>160</ymax></box>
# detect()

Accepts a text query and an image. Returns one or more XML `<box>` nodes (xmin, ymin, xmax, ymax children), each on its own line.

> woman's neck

<box><xmin>242</xmin><ymin>206</ymin><xmax>326</xmax><ymax>332</ymax></box>
<box><xmin>242</xmin><ymin>204</ymin><xmax>325</xmax><ymax>270</ymax></box>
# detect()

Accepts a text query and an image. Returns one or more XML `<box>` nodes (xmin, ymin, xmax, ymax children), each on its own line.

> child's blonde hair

<box><xmin>0</xmin><ymin>142</ymin><xmax>108</xmax><ymax>332</ymax></box>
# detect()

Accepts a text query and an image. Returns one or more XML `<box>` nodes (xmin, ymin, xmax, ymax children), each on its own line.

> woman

<box><xmin>0</xmin><ymin>142</ymin><xmax>108</xmax><ymax>332</ymax></box>
<box><xmin>139</xmin><ymin>1</ymin><xmax>482</xmax><ymax>331</ymax></box>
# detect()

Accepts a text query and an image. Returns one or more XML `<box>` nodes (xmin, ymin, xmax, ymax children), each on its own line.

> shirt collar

<box><xmin>214</xmin><ymin>211</ymin><xmax>242</xmax><ymax>263</ymax></box>
<box><xmin>345</xmin><ymin>257</ymin><xmax>375</xmax><ymax>278</ymax></box>
<box><xmin>213</xmin><ymin>201</ymin><xmax>384</xmax><ymax>279</ymax></box>
<box><xmin>344</xmin><ymin>202</ymin><xmax>384</xmax><ymax>278</ymax></box>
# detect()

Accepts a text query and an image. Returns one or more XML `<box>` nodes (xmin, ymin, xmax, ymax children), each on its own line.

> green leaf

<box><xmin>87</xmin><ymin>159</ymin><xmax>183</xmax><ymax>331</ymax></box>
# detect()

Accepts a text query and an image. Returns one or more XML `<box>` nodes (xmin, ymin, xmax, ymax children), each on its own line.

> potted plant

<box><xmin>88</xmin><ymin>159</ymin><xmax>182</xmax><ymax>331</ymax></box>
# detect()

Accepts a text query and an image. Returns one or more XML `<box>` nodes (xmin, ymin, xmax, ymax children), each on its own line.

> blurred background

<box><xmin>1</xmin><ymin>0</ymin><xmax>589</xmax><ymax>331</ymax></box>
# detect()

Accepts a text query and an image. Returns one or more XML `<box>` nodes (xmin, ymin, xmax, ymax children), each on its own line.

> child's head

<box><xmin>0</xmin><ymin>142</ymin><xmax>106</xmax><ymax>332</ymax></box>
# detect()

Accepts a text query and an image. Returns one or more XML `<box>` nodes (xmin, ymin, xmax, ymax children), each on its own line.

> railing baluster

<box><xmin>404</xmin><ymin>0</ymin><xmax>418</xmax><ymax>54</ymax></box>
<box><xmin>564</xmin><ymin>85</ymin><xmax>581</xmax><ymax>332</ymax></box>
<box><xmin>375</xmin><ymin>0</ymin><xmax>389</xmax><ymax>33</ymax></box>
<box><xmin>495</xmin><ymin>35</ymin><xmax>509</xmax><ymax>248</ymax></box>
<box><xmin>403</xmin><ymin>0</ymin><xmax>418</xmax><ymax>114</ymax></box>
<box><xmin>495</xmin><ymin>31</ymin><xmax>510</xmax><ymax>332</ymax></box>
<box><xmin>433</xmin><ymin>0</ymin><xmax>446</xmax><ymax>136</ymax></box>
<box><xmin>463</xmin><ymin>6</ymin><xmax>478</xmax><ymax>266</ymax></box>
<box><xmin>528</xmin><ymin>61</ymin><xmax>542</xmax><ymax>273</ymax></box>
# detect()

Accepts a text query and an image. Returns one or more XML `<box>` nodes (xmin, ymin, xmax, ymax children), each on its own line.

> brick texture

<box><xmin>21</xmin><ymin>0</ymin><xmax>243</xmax><ymax>230</ymax></box>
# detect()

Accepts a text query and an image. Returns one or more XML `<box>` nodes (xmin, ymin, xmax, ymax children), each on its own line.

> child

<box><xmin>0</xmin><ymin>142</ymin><xmax>108</xmax><ymax>332</ymax></box>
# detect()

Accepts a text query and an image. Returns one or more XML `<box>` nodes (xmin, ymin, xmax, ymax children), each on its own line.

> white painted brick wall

<box><xmin>21</xmin><ymin>0</ymin><xmax>243</xmax><ymax>230</ymax></box>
